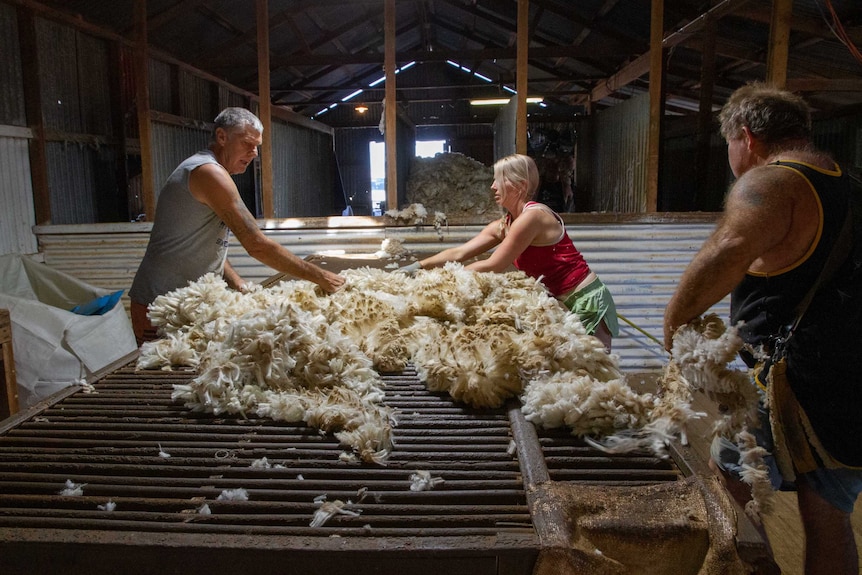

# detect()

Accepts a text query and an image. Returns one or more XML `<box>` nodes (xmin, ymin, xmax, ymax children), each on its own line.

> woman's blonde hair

<box><xmin>493</xmin><ymin>154</ymin><xmax>540</xmax><ymax>200</ymax></box>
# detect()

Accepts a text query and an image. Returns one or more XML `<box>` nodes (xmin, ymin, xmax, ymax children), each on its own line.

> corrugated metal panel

<box><xmin>217</xmin><ymin>85</ymin><xmax>248</xmax><ymax>110</ymax></box>
<box><xmin>591</xmin><ymin>93</ymin><xmax>649</xmax><ymax>212</ymax></box>
<box><xmin>148</xmin><ymin>58</ymin><xmax>173</xmax><ymax>115</ymax></box>
<box><xmin>334</xmin><ymin>128</ymin><xmax>376</xmax><ymax>215</ymax></box>
<box><xmin>45</xmin><ymin>142</ymin><xmax>99</xmax><ymax>224</ymax></box>
<box><xmin>178</xmin><ymin>69</ymin><xmax>212</xmax><ymax>122</ymax></box>
<box><xmin>34</xmin><ymin>219</ymin><xmax>725</xmax><ymax>372</ymax></box>
<box><xmin>37</xmin><ymin>17</ymin><xmax>82</xmax><ymax>134</ymax></box>
<box><xmin>493</xmin><ymin>98</ymin><xmax>517</xmax><ymax>161</ymax></box>
<box><xmin>812</xmin><ymin>113</ymin><xmax>862</xmax><ymax>171</ymax></box>
<box><xmin>0</xmin><ymin>136</ymin><xmax>37</xmax><ymax>255</ymax></box>
<box><xmin>0</xmin><ymin>2</ymin><xmax>25</xmax><ymax>126</ymax></box>
<box><xmin>149</xmin><ymin>122</ymin><xmax>209</xmax><ymax>202</ymax></box>
<box><xmin>272</xmin><ymin>122</ymin><xmax>337</xmax><ymax>217</ymax></box>
<box><xmin>662</xmin><ymin>129</ymin><xmax>730</xmax><ymax>212</ymax></box>
<box><xmin>75</xmin><ymin>31</ymin><xmax>111</xmax><ymax>136</ymax></box>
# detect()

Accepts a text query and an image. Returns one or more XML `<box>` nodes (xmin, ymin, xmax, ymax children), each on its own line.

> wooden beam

<box><xmin>591</xmin><ymin>0</ymin><xmax>754</xmax><ymax>103</ymax></box>
<box><xmin>766</xmin><ymin>0</ymin><xmax>792</xmax><ymax>88</ymax></box>
<box><xmin>516</xmin><ymin>0</ymin><xmax>529</xmax><ymax>155</ymax></box>
<box><xmin>17</xmin><ymin>7</ymin><xmax>50</xmax><ymax>225</ymax></box>
<box><xmin>384</xmin><ymin>0</ymin><xmax>398</xmax><ymax>211</ymax></box>
<box><xmin>736</xmin><ymin>5</ymin><xmax>862</xmax><ymax>47</ymax></box>
<box><xmin>261</xmin><ymin>45</ymin><xmax>630</xmax><ymax>67</ymax></box>
<box><xmin>144</xmin><ymin>0</ymin><xmax>210</xmax><ymax>35</ymax></box>
<box><xmin>646</xmin><ymin>0</ymin><xmax>665</xmax><ymax>213</ymax></box>
<box><xmin>786</xmin><ymin>78</ymin><xmax>862</xmax><ymax>92</ymax></box>
<box><xmin>135</xmin><ymin>0</ymin><xmax>156</xmax><ymax>222</ymax></box>
<box><xmin>257</xmin><ymin>0</ymin><xmax>274</xmax><ymax>219</ymax></box>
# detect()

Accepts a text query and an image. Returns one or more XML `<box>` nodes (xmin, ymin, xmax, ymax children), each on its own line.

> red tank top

<box><xmin>510</xmin><ymin>202</ymin><xmax>591</xmax><ymax>296</ymax></box>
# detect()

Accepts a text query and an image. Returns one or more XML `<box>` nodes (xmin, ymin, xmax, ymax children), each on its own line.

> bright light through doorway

<box><xmin>369</xmin><ymin>140</ymin><xmax>446</xmax><ymax>215</ymax></box>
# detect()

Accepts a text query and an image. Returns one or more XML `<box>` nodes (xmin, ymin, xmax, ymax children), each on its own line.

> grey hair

<box><xmin>211</xmin><ymin>108</ymin><xmax>263</xmax><ymax>142</ymax></box>
<box><xmin>493</xmin><ymin>154</ymin><xmax>540</xmax><ymax>200</ymax></box>
<box><xmin>718</xmin><ymin>82</ymin><xmax>811</xmax><ymax>144</ymax></box>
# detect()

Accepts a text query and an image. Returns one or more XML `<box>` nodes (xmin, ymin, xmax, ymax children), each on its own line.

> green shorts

<box><xmin>561</xmin><ymin>277</ymin><xmax>619</xmax><ymax>337</ymax></box>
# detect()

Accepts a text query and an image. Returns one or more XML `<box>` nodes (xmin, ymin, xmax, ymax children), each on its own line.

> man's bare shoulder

<box><xmin>188</xmin><ymin>162</ymin><xmax>238</xmax><ymax>205</ymax></box>
<box><xmin>190</xmin><ymin>161</ymin><xmax>229</xmax><ymax>182</ymax></box>
<box><xmin>728</xmin><ymin>167</ymin><xmax>782</xmax><ymax>208</ymax></box>
<box><xmin>732</xmin><ymin>162</ymin><xmax>812</xmax><ymax>208</ymax></box>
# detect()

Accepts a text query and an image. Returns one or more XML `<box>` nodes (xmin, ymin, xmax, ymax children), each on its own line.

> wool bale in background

<box><xmin>406</xmin><ymin>152</ymin><xmax>498</xmax><ymax>219</ymax></box>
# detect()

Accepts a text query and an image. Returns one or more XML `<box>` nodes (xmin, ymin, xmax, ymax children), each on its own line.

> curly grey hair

<box><xmin>718</xmin><ymin>83</ymin><xmax>811</xmax><ymax>144</ymax></box>
<box><xmin>211</xmin><ymin>108</ymin><xmax>263</xmax><ymax>142</ymax></box>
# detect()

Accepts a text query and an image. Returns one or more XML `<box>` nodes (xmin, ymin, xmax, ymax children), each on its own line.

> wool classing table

<box><xmin>0</xmin><ymin>361</ymin><xmax>776</xmax><ymax>575</ymax></box>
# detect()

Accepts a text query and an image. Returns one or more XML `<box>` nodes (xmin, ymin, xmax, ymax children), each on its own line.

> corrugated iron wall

<box><xmin>44</xmin><ymin>142</ymin><xmax>102</xmax><ymax>224</ymax></box>
<box><xmin>37</xmin><ymin>18</ymin><xmax>82</xmax><ymax>134</ymax></box>
<box><xmin>272</xmin><ymin>122</ymin><xmax>337</xmax><ymax>217</ymax></box>
<box><xmin>177</xmin><ymin>69</ymin><xmax>212</xmax><ymax>122</ymax></box>
<box><xmin>0</xmin><ymin>135</ymin><xmax>37</xmax><ymax>255</ymax></box>
<box><xmin>590</xmin><ymin>93</ymin><xmax>650</xmax><ymax>212</ymax></box>
<box><xmin>34</xmin><ymin>218</ymin><xmax>725</xmax><ymax>372</ymax></box>
<box><xmin>0</xmin><ymin>2</ymin><xmax>25</xmax><ymax>126</ymax></box>
<box><xmin>395</xmin><ymin>112</ymin><xmax>416</xmax><ymax>208</ymax></box>
<box><xmin>0</xmin><ymin>4</ymin><xmax>36</xmax><ymax>255</ymax></box>
<box><xmin>334</xmin><ymin>127</ymin><xmax>376</xmax><ymax>215</ymax></box>
<box><xmin>34</xmin><ymin>15</ymin><xmax>118</xmax><ymax>226</ymax></box>
<box><xmin>148</xmin><ymin>59</ymin><xmax>173</xmax><ymax>115</ymax></box>
<box><xmin>218</xmin><ymin>85</ymin><xmax>249</xmax><ymax>111</ymax></box>
<box><xmin>812</xmin><ymin>113</ymin><xmax>862</xmax><ymax>172</ymax></box>
<box><xmin>493</xmin><ymin>98</ymin><xmax>517</xmax><ymax>161</ymax></box>
<box><xmin>149</xmin><ymin>123</ymin><xmax>209</xmax><ymax>203</ymax></box>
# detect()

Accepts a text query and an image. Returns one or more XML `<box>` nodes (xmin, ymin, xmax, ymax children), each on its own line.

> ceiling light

<box><xmin>469</xmin><ymin>97</ymin><xmax>544</xmax><ymax>106</ymax></box>
<box><xmin>355</xmin><ymin>104</ymin><xmax>369</xmax><ymax>114</ymax></box>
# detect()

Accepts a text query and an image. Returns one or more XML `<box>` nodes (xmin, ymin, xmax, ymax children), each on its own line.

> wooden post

<box><xmin>257</xmin><ymin>0</ymin><xmax>274</xmax><ymax>218</ymax></box>
<box><xmin>515</xmin><ymin>0</ymin><xmax>529</xmax><ymax>155</ymax></box>
<box><xmin>0</xmin><ymin>310</ymin><xmax>19</xmax><ymax>420</ymax></box>
<box><xmin>18</xmin><ymin>8</ymin><xmax>51</xmax><ymax>225</ymax></box>
<box><xmin>384</xmin><ymin>0</ymin><xmax>398</xmax><ymax>211</ymax></box>
<box><xmin>766</xmin><ymin>0</ymin><xmax>792</xmax><ymax>88</ymax></box>
<box><xmin>646</xmin><ymin>0</ymin><xmax>666</xmax><ymax>213</ymax></box>
<box><xmin>694</xmin><ymin>15</ymin><xmax>716</xmax><ymax>210</ymax></box>
<box><xmin>135</xmin><ymin>0</ymin><xmax>156</xmax><ymax>221</ymax></box>
<box><xmin>109</xmin><ymin>41</ymin><xmax>131</xmax><ymax>221</ymax></box>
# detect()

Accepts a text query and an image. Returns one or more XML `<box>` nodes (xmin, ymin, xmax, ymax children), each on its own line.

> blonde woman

<box><xmin>403</xmin><ymin>153</ymin><xmax>618</xmax><ymax>349</ymax></box>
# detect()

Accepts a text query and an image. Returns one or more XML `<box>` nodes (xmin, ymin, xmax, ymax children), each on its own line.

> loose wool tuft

<box><xmin>59</xmin><ymin>479</ymin><xmax>85</xmax><ymax>496</ymax></box>
<box><xmin>409</xmin><ymin>470</ymin><xmax>445</xmax><ymax>491</ymax></box>
<box><xmin>310</xmin><ymin>499</ymin><xmax>361</xmax><ymax>527</ymax></box>
<box><xmin>665</xmin><ymin>314</ymin><xmax>771</xmax><ymax>521</ymax></box>
<box><xmin>384</xmin><ymin>203</ymin><xmax>429</xmax><ymax>225</ymax></box>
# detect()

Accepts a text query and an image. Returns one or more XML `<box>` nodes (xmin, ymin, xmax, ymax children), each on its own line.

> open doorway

<box><xmin>369</xmin><ymin>140</ymin><xmax>447</xmax><ymax>215</ymax></box>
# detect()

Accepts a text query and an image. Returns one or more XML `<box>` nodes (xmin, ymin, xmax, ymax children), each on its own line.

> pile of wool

<box><xmin>406</xmin><ymin>152</ymin><xmax>498</xmax><ymax>220</ymax></box>
<box><xmin>143</xmin><ymin>275</ymin><xmax>393</xmax><ymax>464</ymax></box>
<box><xmin>139</xmin><ymin>263</ymin><xmax>703</xmax><ymax>464</ymax></box>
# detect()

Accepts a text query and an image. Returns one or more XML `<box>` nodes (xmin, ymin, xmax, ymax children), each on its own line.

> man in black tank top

<box><xmin>664</xmin><ymin>83</ymin><xmax>862</xmax><ymax>575</ymax></box>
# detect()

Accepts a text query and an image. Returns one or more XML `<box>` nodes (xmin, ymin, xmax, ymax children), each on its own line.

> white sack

<box><xmin>0</xmin><ymin>254</ymin><xmax>137</xmax><ymax>408</ymax></box>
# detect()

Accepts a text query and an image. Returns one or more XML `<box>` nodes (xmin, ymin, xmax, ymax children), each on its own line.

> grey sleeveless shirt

<box><xmin>129</xmin><ymin>150</ymin><xmax>230</xmax><ymax>305</ymax></box>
